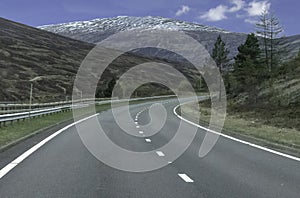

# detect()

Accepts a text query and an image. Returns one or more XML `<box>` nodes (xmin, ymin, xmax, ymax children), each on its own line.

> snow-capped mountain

<box><xmin>38</xmin><ymin>16</ymin><xmax>300</xmax><ymax>61</ymax></box>
<box><xmin>38</xmin><ymin>16</ymin><xmax>242</xmax><ymax>59</ymax></box>
<box><xmin>39</xmin><ymin>16</ymin><xmax>229</xmax><ymax>35</ymax></box>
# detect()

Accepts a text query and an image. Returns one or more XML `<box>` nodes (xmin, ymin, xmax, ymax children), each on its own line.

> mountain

<box><xmin>0</xmin><ymin>17</ymin><xmax>198</xmax><ymax>102</ymax></box>
<box><xmin>38</xmin><ymin>16</ymin><xmax>229</xmax><ymax>41</ymax></box>
<box><xmin>1</xmin><ymin>16</ymin><xmax>299</xmax><ymax>102</ymax></box>
<box><xmin>38</xmin><ymin>16</ymin><xmax>242</xmax><ymax>60</ymax></box>
<box><xmin>38</xmin><ymin>16</ymin><xmax>300</xmax><ymax>61</ymax></box>
<box><xmin>0</xmin><ymin>17</ymin><xmax>95</xmax><ymax>102</ymax></box>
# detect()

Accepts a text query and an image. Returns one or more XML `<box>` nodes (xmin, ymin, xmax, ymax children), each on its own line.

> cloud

<box><xmin>244</xmin><ymin>18</ymin><xmax>257</xmax><ymax>24</ymax></box>
<box><xmin>200</xmin><ymin>0</ymin><xmax>245</xmax><ymax>21</ymax></box>
<box><xmin>175</xmin><ymin>5</ymin><xmax>190</xmax><ymax>16</ymax></box>
<box><xmin>200</xmin><ymin>5</ymin><xmax>228</xmax><ymax>21</ymax></box>
<box><xmin>199</xmin><ymin>0</ymin><xmax>271</xmax><ymax>23</ymax></box>
<box><xmin>246</xmin><ymin>0</ymin><xmax>271</xmax><ymax>16</ymax></box>
<box><xmin>228</xmin><ymin>0</ymin><xmax>246</xmax><ymax>12</ymax></box>
<box><xmin>243</xmin><ymin>1</ymin><xmax>271</xmax><ymax>24</ymax></box>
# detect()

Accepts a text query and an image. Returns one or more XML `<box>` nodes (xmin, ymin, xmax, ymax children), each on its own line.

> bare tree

<box><xmin>256</xmin><ymin>9</ymin><xmax>269</xmax><ymax>71</ymax></box>
<box><xmin>256</xmin><ymin>10</ymin><xmax>283</xmax><ymax>73</ymax></box>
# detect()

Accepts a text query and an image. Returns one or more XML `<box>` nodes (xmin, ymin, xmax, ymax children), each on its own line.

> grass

<box><xmin>180</xmin><ymin>101</ymin><xmax>300</xmax><ymax>157</ymax></box>
<box><xmin>0</xmin><ymin>104</ymin><xmax>111</xmax><ymax>148</ymax></box>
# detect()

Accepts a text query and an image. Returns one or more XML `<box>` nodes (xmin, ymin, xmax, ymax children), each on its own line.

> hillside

<box><xmin>1</xmin><ymin>16</ymin><xmax>300</xmax><ymax>102</ymax></box>
<box><xmin>0</xmin><ymin>17</ymin><xmax>199</xmax><ymax>102</ymax></box>
<box><xmin>0</xmin><ymin>17</ymin><xmax>94</xmax><ymax>102</ymax></box>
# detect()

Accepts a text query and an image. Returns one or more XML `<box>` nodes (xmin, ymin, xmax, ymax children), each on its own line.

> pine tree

<box><xmin>212</xmin><ymin>35</ymin><xmax>229</xmax><ymax>101</ymax></box>
<box><xmin>212</xmin><ymin>35</ymin><xmax>229</xmax><ymax>71</ymax></box>
<box><xmin>233</xmin><ymin>33</ymin><xmax>264</xmax><ymax>103</ymax></box>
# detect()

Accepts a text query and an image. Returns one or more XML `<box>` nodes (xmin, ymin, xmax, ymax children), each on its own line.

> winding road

<box><xmin>0</xmin><ymin>98</ymin><xmax>299</xmax><ymax>197</ymax></box>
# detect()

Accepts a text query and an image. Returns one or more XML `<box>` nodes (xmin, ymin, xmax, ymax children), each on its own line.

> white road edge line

<box><xmin>0</xmin><ymin>113</ymin><xmax>99</xmax><ymax>179</ymax></box>
<box><xmin>178</xmin><ymin>173</ymin><xmax>194</xmax><ymax>183</ymax></box>
<box><xmin>156</xmin><ymin>151</ymin><xmax>165</xmax><ymax>157</ymax></box>
<box><xmin>173</xmin><ymin>103</ymin><xmax>300</xmax><ymax>162</ymax></box>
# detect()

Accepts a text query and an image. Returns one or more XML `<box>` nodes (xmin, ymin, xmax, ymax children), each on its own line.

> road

<box><xmin>0</xmin><ymin>98</ymin><xmax>299</xmax><ymax>197</ymax></box>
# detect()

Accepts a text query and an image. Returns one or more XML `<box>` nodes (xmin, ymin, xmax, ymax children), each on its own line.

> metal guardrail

<box><xmin>0</xmin><ymin>98</ymin><xmax>111</xmax><ymax>114</ymax></box>
<box><xmin>0</xmin><ymin>106</ymin><xmax>71</xmax><ymax>125</ymax></box>
<box><xmin>0</xmin><ymin>95</ymin><xmax>175</xmax><ymax>126</ymax></box>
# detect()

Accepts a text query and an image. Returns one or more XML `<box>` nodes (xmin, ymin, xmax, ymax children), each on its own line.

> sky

<box><xmin>0</xmin><ymin>0</ymin><xmax>299</xmax><ymax>36</ymax></box>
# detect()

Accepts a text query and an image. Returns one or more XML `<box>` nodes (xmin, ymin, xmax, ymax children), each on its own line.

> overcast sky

<box><xmin>0</xmin><ymin>0</ymin><xmax>299</xmax><ymax>36</ymax></box>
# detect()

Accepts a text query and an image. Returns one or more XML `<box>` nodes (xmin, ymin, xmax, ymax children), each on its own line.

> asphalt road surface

<box><xmin>0</xmin><ymin>98</ymin><xmax>299</xmax><ymax>197</ymax></box>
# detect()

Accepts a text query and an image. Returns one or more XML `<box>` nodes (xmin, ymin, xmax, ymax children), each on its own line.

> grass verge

<box><xmin>180</xmin><ymin>101</ymin><xmax>300</xmax><ymax>157</ymax></box>
<box><xmin>0</xmin><ymin>104</ymin><xmax>111</xmax><ymax>148</ymax></box>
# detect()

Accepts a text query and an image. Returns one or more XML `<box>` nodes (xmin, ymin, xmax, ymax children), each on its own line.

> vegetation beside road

<box><xmin>179</xmin><ymin>11</ymin><xmax>300</xmax><ymax>157</ymax></box>
<box><xmin>180</xmin><ymin>101</ymin><xmax>300</xmax><ymax>157</ymax></box>
<box><xmin>0</xmin><ymin>104</ymin><xmax>111</xmax><ymax>149</ymax></box>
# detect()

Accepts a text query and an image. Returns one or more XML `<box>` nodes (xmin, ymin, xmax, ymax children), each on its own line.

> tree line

<box><xmin>209</xmin><ymin>10</ymin><xmax>294</xmax><ymax>105</ymax></box>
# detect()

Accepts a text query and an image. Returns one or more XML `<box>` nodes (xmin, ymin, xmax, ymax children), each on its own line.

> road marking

<box><xmin>136</xmin><ymin>125</ymin><xmax>140</xmax><ymax>128</ymax></box>
<box><xmin>156</xmin><ymin>151</ymin><xmax>165</xmax><ymax>157</ymax></box>
<box><xmin>173</xmin><ymin>103</ymin><xmax>300</xmax><ymax>162</ymax></box>
<box><xmin>134</xmin><ymin>122</ymin><xmax>138</xmax><ymax>125</ymax></box>
<box><xmin>0</xmin><ymin>96</ymin><xmax>175</xmax><ymax>179</ymax></box>
<box><xmin>0</xmin><ymin>113</ymin><xmax>99</xmax><ymax>180</ymax></box>
<box><xmin>139</xmin><ymin>131</ymin><xmax>144</xmax><ymax>134</ymax></box>
<box><xmin>178</xmin><ymin>173</ymin><xmax>194</xmax><ymax>183</ymax></box>
<box><xmin>135</xmin><ymin>107</ymin><xmax>149</xmax><ymax>123</ymax></box>
<box><xmin>145</xmin><ymin>138</ymin><xmax>151</xmax><ymax>142</ymax></box>
<box><xmin>0</xmin><ymin>163</ymin><xmax>18</xmax><ymax>179</ymax></box>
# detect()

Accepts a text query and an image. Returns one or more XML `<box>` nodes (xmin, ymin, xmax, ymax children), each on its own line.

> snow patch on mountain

<box><xmin>38</xmin><ymin>16</ymin><xmax>230</xmax><ymax>34</ymax></box>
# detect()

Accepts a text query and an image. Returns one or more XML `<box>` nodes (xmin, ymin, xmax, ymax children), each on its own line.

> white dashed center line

<box><xmin>145</xmin><ymin>138</ymin><xmax>151</xmax><ymax>142</ymax></box>
<box><xmin>156</xmin><ymin>151</ymin><xmax>165</xmax><ymax>157</ymax></box>
<box><xmin>178</xmin><ymin>174</ymin><xmax>194</xmax><ymax>183</ymax></box>
<box><xmin>139</xmin><ymin>131</ymin><xmax>144</xmax><ymax>134</ymax></box>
